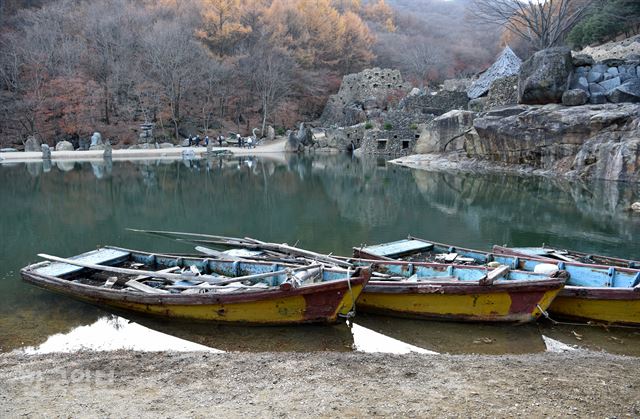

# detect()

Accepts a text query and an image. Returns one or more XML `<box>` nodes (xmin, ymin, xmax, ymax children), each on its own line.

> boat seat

<box><xmin>34</xmin><ymin>248</ymin><xmax>130</xmax><ymax>277</ymax></box>
<box><xmin>361</xmin><ymin>239</ymin><xmax>434</xmax><ymax>258</ymax></box>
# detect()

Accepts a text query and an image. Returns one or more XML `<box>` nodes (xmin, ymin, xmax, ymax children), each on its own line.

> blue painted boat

<box><xmin>354</xmin><ymin>237</ymin><xmax>640</xmax><ymax>325</ymax></box>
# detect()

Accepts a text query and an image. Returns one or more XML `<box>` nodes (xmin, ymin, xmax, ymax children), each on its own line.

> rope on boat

<box><xmin>339</xmin><ymin>267</ymin><xmax>357</xmax><ymax>320</ymax></box>
<box><xmin>536</xmin><ymin>304</ymin><xmax>640</xmax><ymax>329</ymax></box>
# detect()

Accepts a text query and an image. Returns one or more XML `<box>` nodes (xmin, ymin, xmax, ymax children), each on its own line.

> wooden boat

<box><xmin>354</xmin><ymin>237</ymin><xmax>640</xmax><ymax>325</ymax></box>
<box><xmin>353</xmin><ymin>259</ymin><xmax>567</xmax><ymax>323</ymax></box>
<box><xmin>123</xmin><ymin>229</ymin><xmax>566</xmax><ymax>323</ymax></box>
<box><xmin>20</xmin><ymin>247</ymin><xmax>370</xmax><ymax>325</ymax></box>
<box><xmin>492</xmin><ymin>244</ymin><xmax>640</xmax><ymax>325</ymax></box>
<box><xmin>491</xmin><ymin>245</ymin><xmax>640</xmax><ymax>269</ymax></box>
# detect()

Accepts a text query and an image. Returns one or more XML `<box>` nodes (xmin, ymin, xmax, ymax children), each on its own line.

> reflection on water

<box><xmin>2</xmin><ymin>154</ymin><xmax>640</xmax><ymax>355</ymax></box>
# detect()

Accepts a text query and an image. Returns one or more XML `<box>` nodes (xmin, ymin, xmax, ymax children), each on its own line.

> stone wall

<box><xmin>319</xmin><ymin>68</ymin><xmax>410</xmax><ymax>127</ymax></box>
<box><xmin>358</xmin><ymin>128</ymin><xmax>417</xmax><ymax>156</ymax></box>
<box><xmin>568</xmin><ymin>55</ymin><xmax>640</xmax><ymax>105</ymax></box>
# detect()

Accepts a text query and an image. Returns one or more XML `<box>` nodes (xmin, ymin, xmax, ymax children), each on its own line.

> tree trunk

<box><xmin>261</xmin><ymin>97</ymin><xmax>267</xmax><ymax>138</ymax></box>
<box><xmin>104</xmin><ymin>84</ymin><xmax>110</xmax><ymax>125</ymax></box>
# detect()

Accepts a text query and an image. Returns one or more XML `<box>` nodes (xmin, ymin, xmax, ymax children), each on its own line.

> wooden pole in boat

<box><xmin>37</xmin><ymin>254</ymin><xmax>325</xmax><ymax>286</ymax></box>
<box><xmin>243</xmin><ymin>237</ymin><xmax>353</xmax><ymax>268</ymax></box>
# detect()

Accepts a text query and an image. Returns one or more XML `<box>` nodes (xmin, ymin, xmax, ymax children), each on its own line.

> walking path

<box><xmin>0</xmin><ymin>139</ymin><xmax>288</xmax><ymax>163</ymax></box>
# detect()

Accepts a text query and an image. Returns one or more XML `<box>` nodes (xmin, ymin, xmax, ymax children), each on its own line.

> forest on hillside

<box><xmin>3</xmin><ymin>0</ymin><xmax>637</xmax><ymax>148</ymax></box>
<box><xmin>0</xmin><ymin>0</ymin><xmax>503</xmax><ymax>147</ymax></box>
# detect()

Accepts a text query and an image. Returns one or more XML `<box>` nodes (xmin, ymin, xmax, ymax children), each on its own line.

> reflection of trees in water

<box><xmin>316</xmin><ymin>157</ymin><xmax>425</xmax><ymax>227</ymax></box>
<box><xmin>411</xmin><ymin>170</ymin><xmax>640</xmax><ymax>256</ymax></box>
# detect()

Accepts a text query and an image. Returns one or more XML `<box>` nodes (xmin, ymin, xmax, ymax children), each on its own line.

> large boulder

<box><xmin>518</xmin><ymin>47</ymin><xmax>573</xmax><ymax>105</ymax></box>
<box><xmin>55</xmin><ymin>141</ymin><xmax>74</xmax><ymax>151</ymax></box>
<box><xmin>285</xmin><ymin>123</ymin><xmax>314</xmax><ymax>152</ymax></box>
<box><xmin>416</xmin><ymin>110</ymin><xmax>475</xmax><ymax>154</ymax></box>
<box><xmin>607</xmin><ymin>79</ymin><xmax>640</xmax><ymax>103</ymax></box>
<box><xmin>562</xmin><ymin>89</ymin><xmax>589</xmax><ymax>106</ymax></box>
<box><xmin>24</xmin><ymin>136</ymin><xmax>40</xmax><ymax>152</ymax></box>
<box><xmin>467</xmin><ymin>46</ymin><xmax>521</xmax><ymax>100</ymax></box>
<box><xmin>266</xmin><ymin>125</ymin><xmax>276</xmax><ymax>141</ymax></box>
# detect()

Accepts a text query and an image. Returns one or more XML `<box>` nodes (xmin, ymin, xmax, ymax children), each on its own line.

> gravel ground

<box><xmin>1</xmin><ymin>350</ymin><xmax>639</xmax><ymax>418</ymax></box>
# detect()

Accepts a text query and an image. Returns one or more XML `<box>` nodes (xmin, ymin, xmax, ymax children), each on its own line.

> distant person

<box><xmin>188</xmin><ymin>136</ymin><xmax>192</xmax><ymax>146</ymax></box>
<box><xmin>194</xmin><ymin>135</ymin><xmax>201</xmax><ymax>147</ymax></box>
<box><xmin>247</xmin><ymin>137</ymin><xmax>253</xmax><ymax>148</ymax></box>
<box><xmin>204</xmin><ymin>135</ymin><xmax>209</xmax><ymax>146</ymax></box>
<box><xmin>218</xmin><ymin>135</ymin><xmax>224</xmax><ymax>146</ymax></box>
<box><xmin>239</xmin><ymin>136</ymin><xmax>244</xmax><ymax>148</ymax></box>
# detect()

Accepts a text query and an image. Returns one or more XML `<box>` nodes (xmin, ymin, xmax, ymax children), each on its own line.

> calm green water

<box><xmin>1</xmin><ymin>155</ymin><xmax>640</xmax><ymax>355</ymax></box>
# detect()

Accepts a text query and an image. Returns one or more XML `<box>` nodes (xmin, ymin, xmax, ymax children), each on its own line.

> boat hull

<box><xmin>20</xmin><ymin>269</ymin><xmax>368</xmax><ymax>325</ymax></box>
<box><xmin>549</xmin><ymin>287</ymin><xmax>640</xmax><ymax>325</ymax></box>
<box><xmin>358</xmin><ymin>280</ymin><xmax>565</xmax><ymax>323</ymax></box>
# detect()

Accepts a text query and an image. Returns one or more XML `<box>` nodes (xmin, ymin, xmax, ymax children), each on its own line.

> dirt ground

<box><xmin>1</xmin><ymin>350</ymin><xmax>639</xmax><ymax>418</ymax></box>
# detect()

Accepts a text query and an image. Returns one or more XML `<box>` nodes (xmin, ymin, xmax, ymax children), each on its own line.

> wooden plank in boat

<box><xmin>125</xmin><ymin>280</ymin><xmax>169</xmax><ymax>294</ymax></box>
<box><xmin>360</xmin><ymin>239</ymin><xmax>434</xmax><ymax>258</ymax></box>
<box><xmin>34</xmin><ymin>248</ymin><xmax>130</xmax><ymax>277</ymax></box>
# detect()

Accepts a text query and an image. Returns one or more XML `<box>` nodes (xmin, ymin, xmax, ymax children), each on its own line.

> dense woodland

<box><xmin>0</xmin><ymin>0</ymin><xmax>503</xmax><ymax>146</ymax></box>
<box><xmin>0</xmin><ymin>0</ymin><xmax>637</xmax><ymax>147</ymax></box>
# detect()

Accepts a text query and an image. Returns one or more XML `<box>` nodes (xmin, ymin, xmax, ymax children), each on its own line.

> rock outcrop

<box><xmin>467</xmin><ymin>46</ymin><xmax>521</xmax><ymax>100</ymax></box>
<box><xmin>416</xmin><ymin>110</ymin><xmax>475</xmax><ymax>154</ymax></box>
<box><xmin>518</xmin><ymin>47</ymin><xmax>573</xmax><ymax>104</ymax></box>
<box><xmin>285</xmin><ymin>123</ymin><xmax>314</xmax><ymax>152</ymax></box>
<box><xmin>466</xmin><ymin>103</ymin><xmax>640</xmax><ymax>182</ymax></box>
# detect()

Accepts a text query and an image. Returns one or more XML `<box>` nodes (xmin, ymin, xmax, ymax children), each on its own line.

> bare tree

<box><xmin>244</xmin><ymin>45</ymin><xmax>295</xmax><ymax>137</ymax></box>
<box><xmin>143</xmin><ymin>22</ymin><xmax>207</xmax><ymax>141</ymax></box>
<box><xmin>470</xmin><ymin>0</ymin><xmax>593</xmax><ymax>51</ymax></box>
<box><xmin>403</xmin><ymin>41</ymin><xmax>446</xmax><ymax>87</ymax></box>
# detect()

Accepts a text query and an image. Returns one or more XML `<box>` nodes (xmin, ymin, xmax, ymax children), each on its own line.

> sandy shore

<box><xmin>2</xmin><ymin>350</ymin><xmax>639</xmax><ymax>417</ymax></box>
<box><xmin>0</xmin><ymin>139</ymin><xmax>288</xmax><ymax>164</ymax></box>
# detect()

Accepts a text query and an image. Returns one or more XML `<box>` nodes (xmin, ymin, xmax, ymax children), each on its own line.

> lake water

<box><xmin>2</xmin><ymin>154</ymin><xmax>640</xmax><ymax>355</ymax></box>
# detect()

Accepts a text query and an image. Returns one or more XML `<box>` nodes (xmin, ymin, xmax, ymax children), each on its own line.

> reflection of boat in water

<box><xmin>354</xmin><ymin>314</ymin><xmax>546</xmax><ymax>355</ymax></box>
<box><xmin>21</xmin><ymin>247</ymin><xmax>370</xmax><ymax>325</ymax></box>
<box><xmin>123</xmin><ymin>313</ymin><xmax>355</xmax><ymax>352</ymax></box>
<box><xmin>355</xmin><ymin>237</ymin><xmax>640</xmax><ymax>326</ymax></box>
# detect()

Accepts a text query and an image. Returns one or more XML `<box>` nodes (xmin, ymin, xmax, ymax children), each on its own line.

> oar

<box><xmin>38</xmin><ymin>253</ymin><xmax>324</xmax><ymax>286</ymax></box>
<box><xmin>242</xmin><ymin>237</ymin><xmax>354</xmax><ymax>269</ymax></box>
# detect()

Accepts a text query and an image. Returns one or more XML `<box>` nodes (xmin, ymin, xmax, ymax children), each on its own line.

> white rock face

<box><xmin>632</xmin><ymin>202</ymin><xmax>640</xmax><ymax>212</ymax></box>
<box><xmin>467</xmin><ymin>46</ymin><xmax>522</xmax><ymax>99</ymax></box>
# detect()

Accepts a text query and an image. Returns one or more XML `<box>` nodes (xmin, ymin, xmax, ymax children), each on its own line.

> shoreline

<box><xmin>2</xmin><ymin>350</ymin><xmax>639</xmax><ymax>417</ymax></box>
<box><xmin>0</xmin><ymin>139</ymin><xmax>289</xmax><ymax>164</ymax></box>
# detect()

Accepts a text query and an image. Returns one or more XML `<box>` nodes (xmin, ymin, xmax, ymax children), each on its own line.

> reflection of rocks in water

<box><xmin>56</xmin><ymin>160</ymin><xmax>76</xmax><ymax>171</ymax></box>
<box><xmin>42</xmin><ymin>159</ymin><xmax>52</xmax><ymax>173</ymax></box>
<box><xmin>90</xmin><ymin>161</ymin><xmax>112</xmax><ymax>179</ymax></box>
<box><xmin>411</xmin><ymin>169</ymin><xmax>640</xmax><ymax>248</ymax></box>
<box><xmin>317</xmin><ymin>157</ymin><xmax>425</xmax><ymax>227</ymax></box>
<box><xmin>139</xmin><ymin>163</ymin><xmax>158</xmax><ymax>188</ymax></box>
<box><xmin>25</xmin><ymin>162</ymin><xmax>41</xmax><ymax>177</ymax></box>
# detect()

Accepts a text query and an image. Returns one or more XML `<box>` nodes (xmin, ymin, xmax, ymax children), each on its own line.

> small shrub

<box><xmin>410</xmin><ymin>124</ymin><xmax>418</xmax><ymax>130</ymax></box>
<box><xmin>364</xmin><ymin>122</ymin><xmax>373</xmax><ymax>129</ymax></box>
<box><xmin>276</xmin><ymin>127</ymin><xmax>286</xmax><ymax>136</ymax></box>
<box><xmin>384</xmin><ymin>122</ymin><xmax>393</xmax><ymax>131</ymax></box>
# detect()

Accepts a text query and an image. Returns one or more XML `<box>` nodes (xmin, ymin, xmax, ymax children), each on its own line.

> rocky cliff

<box><xmin>465</xmin><ymin>103</ymin><xmax>640</xmax><ymax>182</ymax></box>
